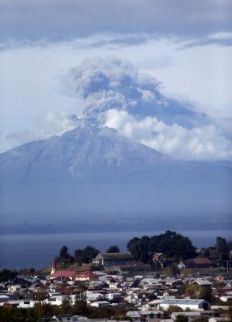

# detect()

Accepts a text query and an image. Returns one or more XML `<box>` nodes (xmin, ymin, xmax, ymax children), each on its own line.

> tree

<box><xmin>127</xmin><ymin>237</ymin><xmax>141</xmax><ymax>260</ymax></box>
<box><xmin>167</xmin><ymin>305</ymin><xmax>183</xmax><ymax>313</ymax></box>
<box><xmin>185</xmin><ymin>283</ymin><xmax>201</xmax><ymax>298</ymax></box>
<box><xmin>75</xmin><ymin>249</ymin><xmax>83</xmax><ymax>265</ymax></box>
<box><xmin>0</xmin><ymin>269</ymin><xmax>17</xmax><ymax>282</ymax></box>
<box><xmin>193</xmin><ymin>317</ymin><xmax>208</xmax><ymax>322</ymax></box>
<box><xmin>19</xmin><ymin>267</ymin><xmax>35</xmax><ymax>276</ymax></box>
<box><xmin>163</xmin><ymin>264</ymin><xmax>179</xmax><ymax>277</ymax></box>
<box><xmin>57</xmin><ymin>246</ymin><xmax>73</xmax><ymax>265</ymax></box>
<box><xmin>74</xmin><ymin>246</ymin><xmax>100</xmax><ymax>264</ymax></box>
<box><xmin>127</xmin><ymin>231</ymin><xmax>196</xmax><ymax>263</ymax></box>
<box><xmin>227</xmin><ymin>305</ymin><xmax>232</xmax><ymax>321</ymax></box>
<box><xmin>185</xmin><ymin>283</ymin><xmax>212</xmax><ymax>302</ymax></box>
<box><xmin>154</xmin><ymin>231</ymin><xmax>196</xmax><ymax>259</ymax></box>
<box><xmin>216</xmin><ymin>236</ymin><xmax>229</xmax><ymax>260</ymax></box>
<box><xmin>83</xmin><ymin>246</ymin><xmax>99</xmax><ymax>263</ymax></box>
<box><xmin>72</xmin><ymin>299</ymin><xmax>89</xmax><ymax>315</ymax></box>
<box><xmin>61</xmin><ymin>295</ymin><xmax>71</xmax><ymax>314</ymax></box>
<box><xmin>175</xmin><ymin>315</ymin><xmax>188</xmax><ymax>322</ymax></box>
<box><xmin>140</xmin><ymin>236</ymin><xmax>150</xmax><ymax>262</ymax></box>
<box><xmin>199</xmin><ymin>287</ymin><xmax>213</xmax><ymax>302</ymax></box>
<box><xmin>59</xmin><ymin>246</ymin><xmax>69</xmax><ymax>259</ymax></box>
<box><xmin>106</xmin><ymin>245</ymin><xmax>120</xmax><ymax>253</ymax></box>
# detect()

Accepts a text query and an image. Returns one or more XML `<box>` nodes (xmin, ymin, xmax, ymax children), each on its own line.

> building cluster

<box><xmin>0</xmin><ymin>252</ymin><xmax>232</xmax><ymax>322</ymax></box>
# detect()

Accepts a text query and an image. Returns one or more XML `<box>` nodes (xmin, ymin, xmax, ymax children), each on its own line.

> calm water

<box><xmin>0</xmin><ymin>230</ymin><xmax>231</xmax><ymax>270</ymax></box>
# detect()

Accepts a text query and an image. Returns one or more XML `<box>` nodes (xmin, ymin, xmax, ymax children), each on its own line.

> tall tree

<box><xmin>127</xmin><ymin>237</ymin><xmax>141</xmax><ymax>260</ymax></box>
<box><xmin>216</xmin><ymin>236</ymin><xmax>229</xmax><ymax>260</ymax></box>
<box><xmin>74</xmin><ymin>246</ymin><xmax>100</xmax><ymax>264</ymax></box>
<box><xmin>61</xmin><ymin>295</ymin><xmax>71</xmax><ymax>314</ymax></box>
<box><xmin>57</xmin><ymin>246</ymin><xmax>73</xmax><ymax>265</ymax></box>
<box><xmin>175</xmin><ymin>316</ymin><xmax>188</xmax><ymax>322</ymax></box>
<box><xmin>59</xmin><ymin>246</ymin><xmax>69</xmax><ymax>259</ymax></box>
<box><xmin>0</xmin><ymin>269</ymin><xmax>17</xmax><ymax>282</ymax></box>
<box><xmin>127</xmin><ymin>231</ymin><xmax>196</xmax><ymax>263</ymax></box>
<box><xmin>106</xmin><ymin>245</ymin><xmax>120</xmax><ymax>253</ymax></box>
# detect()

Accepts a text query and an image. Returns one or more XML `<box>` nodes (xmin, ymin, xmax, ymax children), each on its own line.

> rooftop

<box><xmin>160</xmin><ymin>299</ymin><xmax>207</xmax><ymax>305</ymax></box>
<box><xmin>96</xmin><ymin>252</ymin><xmax>134</xmax><ymax>260</ymax></box>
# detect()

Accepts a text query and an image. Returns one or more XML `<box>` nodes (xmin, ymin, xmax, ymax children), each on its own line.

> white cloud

<box><xmin>1</xmin><ymin>36</ymin><xmax>232</xmax><ymax>159</ymax></box>
<box><xmin>208</xmin><ymin>32</ymin><xmax>232</xmax><ymax>41</ymax></box>
<box><xmin>2</xmin><ymin>111</ymin><xmax>79</xmax><ymax>151</ymax></box>
<box><xmin>104</xmin><ymin>109</ymin><xmax>232</xmax><ymax>160</ymax></box>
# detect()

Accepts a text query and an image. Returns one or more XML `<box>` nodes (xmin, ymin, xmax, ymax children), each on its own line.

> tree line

<box><xmin>127</xmin><ymin>230</ymin><xmax>196</xmax><ymax>263</ymax></box>
<box><xmin>54</xmin><ymin>231</ymin><xmax>231</xmax><ymax>267</ymax></box>
<box><xmin>55</xmin><ymin>244</ymin><xmax>120</xmax><ymax>266</ymax></box>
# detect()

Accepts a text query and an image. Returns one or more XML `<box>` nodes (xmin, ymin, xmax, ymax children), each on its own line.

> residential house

<box><xmin>158</xmin><ymin>298</ymin><xmax>210</xmax><ymax>311</ymax></box>
<box><xmin>50</xmin><ymin>271</ymin><xmax>77</xmax><ymax>281</ymax></box>
<box><xmin>93</xmin><ymin>252</ymin><xmax>136</xmax><ymax>269</ymax></box>
<box><xmin>185</xmin><ymin>257</ymin><xmax>214</xmax><ymax>268</ymax></box>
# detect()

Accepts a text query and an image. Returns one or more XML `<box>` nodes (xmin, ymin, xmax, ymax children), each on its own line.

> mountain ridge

<box><xmin>0</xmin><ymin>124</ymin><xmax>231</xmax><ymax>230</ymax></box>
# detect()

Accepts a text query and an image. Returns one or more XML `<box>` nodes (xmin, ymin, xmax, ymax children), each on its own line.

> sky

<box><xmin>0</xmin><ymin>0</ymin><xmax>232</xmax><ymax>160</ymax></box>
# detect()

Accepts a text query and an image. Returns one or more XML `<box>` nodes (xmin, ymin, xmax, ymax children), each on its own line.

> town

<box><xmin>0</xmin><ymin>231</ymin><xmax>231</xmax><ymax>322</ymax></box>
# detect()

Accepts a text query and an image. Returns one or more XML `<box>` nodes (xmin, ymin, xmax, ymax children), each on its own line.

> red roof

<box><xmin>76</xmin><ymin>271</ymin><xmax>95</xmax><ymax>278</ymax></box>
<box><xmin>51</xmin><ymin>270</ymin><xmax>95</xmax><ymax>279</ymax></box>
<box><xmin>192</xmin><ymin>257</ymin><xmax>212</xmax><ymax>264</ymax></box>
<box><xmin>51</xmin><ymin>270</ymin><xmax>76</xmax><ymax>279</ymax></box>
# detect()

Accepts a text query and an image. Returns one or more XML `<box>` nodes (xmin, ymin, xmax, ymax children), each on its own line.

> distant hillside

<box><xmin>0</xmin><ymin>125</ymin><xmax>231</xmax><ymax>232</ymax></box>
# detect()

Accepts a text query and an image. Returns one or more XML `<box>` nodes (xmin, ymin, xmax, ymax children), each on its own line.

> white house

<box><xmin>86</xmin><ymin>290</ymin><xmax>104</xmax><ymax>302</ymax></box>
<box><xmin>90</xmin><ymin>301</ymin><xmax>111</xmax><ymax>308</ymax></box>
<box><xmin>220</xmin><ymin>294</ymin><xmax>232</xmax><ymax>302</ymax></box>
<box><xmin>208</xmin><ymin>318</ymin><xmax>231</xmax><ymax>322</ymax></box>
<box><xmin>6</xmin><ymin>300</ymin><xmax>38</xmax><ymax>308</ymax></box>
<box><xmin>159</xmin><ymin>298</ymin><xmax>210</xmax><ymax>311</ymax></box>
<box><xmin>7</xmin><ymin>284</ymin><xmax>21</xmax><ymax>293</ymax></box>
<box><xmin>126</xmin><ymin>310</ymin><xmax>141</xmax><ymax>321</ymax></box>
<box><xmin>125</xmin><ymin>292</ymin><xmax>140</xmax><ymax>305</ymax></box>
<box><xmin>0</xmin><ymin>294</ymin><xmax>10</xmax><ymax>306</ymax></box>
<box><xmin>17</xmin><ymin>300</ymin><xmax>37</xmax><ymax>308</ymax></box>
<box><xmin>45</xmin><ymin>295</ymin><xmax>64</xmax><ymax>306</ymax></box>
<box><xmin>106</xmin><ymin>292</ymin><xmax>121</xmax><ymax>301</ymax></box>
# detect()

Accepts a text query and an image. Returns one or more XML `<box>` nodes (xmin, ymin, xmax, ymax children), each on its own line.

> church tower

<box><xmin>51</xmin><ymin>259</ymin><xmax>56</xmax><ymax>275</ymax></box>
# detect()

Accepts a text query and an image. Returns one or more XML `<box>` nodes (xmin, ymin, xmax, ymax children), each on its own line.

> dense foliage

<box><xmin>127</xmin><ymin>231</ymin><xmax>196</xmax><ymax>262</ymax></box>
<box><xmin>0</xmin><ymin>269</ymin><xmax>17</xmax><ymax>282</ymax></box>
<box><xmin>55</xmin><ymin>233</ymin><xmax>231</xmax><ymax>267</ymax></box>
<box><xmin>55</xmin><ymin>245</ymin><xmax>100</xmax><ymax>266</ymax></box>
<box><xmin>0</xmin><ymin>301</ymin><xmax>129</xmax><ymax>322</ymax></box>
<box><xmin>215</xmin><ymin>236</ymin><xmax>230</xmax><ymax>260</ymax></box>
<box><xmin>106</xmin><ymin>245</ymin><xmax>120</xmax><ymax>253</ymax></box>
<box><xmin>56</xmin><ymin>246</ymin><xmax>74</xmax><ymax>265</ymax></box>
<box><xmin>74</xmin><ymin>246</ymin><xmax>100</xmax><ymax>264</ymax></box>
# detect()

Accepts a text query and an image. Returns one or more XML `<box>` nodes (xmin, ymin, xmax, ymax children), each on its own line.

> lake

<box><xmin>0</xmin><ymin>230</ymin><xmax>231</xmax><ymax>270</ymax></box>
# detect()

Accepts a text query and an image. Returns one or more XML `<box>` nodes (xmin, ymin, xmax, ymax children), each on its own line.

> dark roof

<box><xmin>99</xmin><ymin>252</ymin><xmax>134</xmax><ymax>260</ymax></box>
<box><xmin>160</xmin><ymin>299</ymin><xmax>207</xmax><ymax>305</ymax></box>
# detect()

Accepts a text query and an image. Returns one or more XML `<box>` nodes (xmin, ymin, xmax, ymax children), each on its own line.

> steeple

<box><xmin>51</xmin><ymin>259</ymin><xmax>56</xmax><ymax>275</ymax></box>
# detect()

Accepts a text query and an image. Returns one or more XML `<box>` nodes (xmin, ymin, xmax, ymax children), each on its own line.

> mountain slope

<box><xmin>0</xmin><ymin>125</ymin><xmax>164</xmax><ymax>177</ymax></box>
<box><xmin>0</xmin><ymin>125</ymin><xmax>231</xmax><ymax>231</ymax></box>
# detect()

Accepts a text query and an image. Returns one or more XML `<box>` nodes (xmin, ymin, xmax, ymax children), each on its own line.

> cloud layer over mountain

<box><xmin>104</xmin><ymin>110</ymin><xmax>232</xmax><ymax>160</ymax></box>
<box><xmin>63</xmin><ymin>58</ymin><xmax>232</xmax><ymax>160</ymax></box>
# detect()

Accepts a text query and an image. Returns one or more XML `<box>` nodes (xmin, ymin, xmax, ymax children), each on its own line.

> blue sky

<box><xmin>0</xmin><ymin>0</ymin><xmax>232</xmax><ymax>159</ymax></box>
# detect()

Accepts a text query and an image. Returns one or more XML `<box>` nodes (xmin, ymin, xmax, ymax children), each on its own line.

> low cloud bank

<box><xmin>104</xmin><ymin>109</ymin><xmax>232</xmax><ymax>160</ymax></box>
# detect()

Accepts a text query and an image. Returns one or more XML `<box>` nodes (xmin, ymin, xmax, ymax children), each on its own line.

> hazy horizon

<box><xmin>0</xmin><ymin>1</ymin><xmax>231</xmax><ymax>236</ymax></box>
